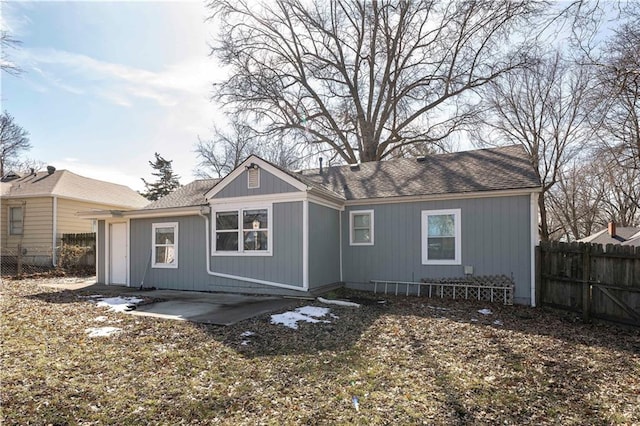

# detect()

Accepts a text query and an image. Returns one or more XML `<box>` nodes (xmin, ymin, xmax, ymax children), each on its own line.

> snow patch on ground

<box><xmin>317</xmin><ymin>297</ymin><xmax>360</xmax><ymax>308</ymax></box>
<box><xmin>271</xmin><ymin>306</ymin><xmax>333</xmax><ymax>329</ymax></box>
<box><xmin>94</xmin><ymin>316</ymin><xmax>108</xmax><ymax>322</ymax></box>
<box><xmin>240</xmin><ymin>330</ymin><xmax>255</xmax><ymax>345</ymax></box>
<box><xmin>85</xmin><ymin>326</ymin><xmax>121</xmax><ymax>337</ymax></box>
<box><xmin>477</xmin><ymin>308</ymin><xmax>493</xmax><ymax>315</ymax></box>
<box><xmin>91</xmin><ymin>296</ymin><xmax>144</xmax><ymax>313</ymax></box>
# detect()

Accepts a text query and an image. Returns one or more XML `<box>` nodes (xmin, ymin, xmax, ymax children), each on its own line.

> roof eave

<box><xmin>344</xmin><ymin>186</ymin><xmax>542</xmax><ymax>206</ymax></box>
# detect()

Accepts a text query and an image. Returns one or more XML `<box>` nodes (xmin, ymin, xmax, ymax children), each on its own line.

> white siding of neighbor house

<box><xmin>1</xmin><ymin>197</ymin><xmax>135</xmax><ymax>265</ymax></box>
<box><xmin>1</xmin><ymin>197</ymin><xmax>53</xmax><ymax>262</ymax></box>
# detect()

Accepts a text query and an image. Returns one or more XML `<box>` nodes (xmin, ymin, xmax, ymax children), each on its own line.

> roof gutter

<box><xmin>198</xmin><ymin>207</ymin><xmax>308</xmax><ymax>293</ymax></box>
<box><xmin>344</xmin><ymin>187</ymin><xmax>542</xmax><ymax>206</ymax></box>
<box><xmin>77</xmin><ymin>205</ymin><xmax>202</xmax><ymax>220</ymax></box>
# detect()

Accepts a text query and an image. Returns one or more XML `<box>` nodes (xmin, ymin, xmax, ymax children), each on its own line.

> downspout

<box><xmin>530</xmin><ymin>191</ymin><xmax>539</xmax><ymax>307</ymax></box>
<box><xmin>198</xmin><ymin>207</ymin><xmax>308</xmax><ymax>292</ymax></box>
<box><xmin>339</xmin><ymin>210</ymin><xmax>343</xmax><ymax>282</ymax></box>
<box><xmin>302</xmin><ymin>199</ymin><xmax>309</xmax><ymax>289</ymax></box>
<box><xmin>52</xmin><ymin>196</ymin><xmax>58</xmax><ymax>267</ymax></box>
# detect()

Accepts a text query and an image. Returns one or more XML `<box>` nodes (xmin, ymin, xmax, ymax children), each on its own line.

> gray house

<box><xmin>83</xmin><ymin>145</ymin><xmax>541</xmax><ymax>305</ymax></box>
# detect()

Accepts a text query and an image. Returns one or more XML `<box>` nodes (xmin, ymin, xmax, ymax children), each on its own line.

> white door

<box><xmin>109</xmin><ymin>223</ymin><xmax>127</xmax><ymax>285</ymax></box>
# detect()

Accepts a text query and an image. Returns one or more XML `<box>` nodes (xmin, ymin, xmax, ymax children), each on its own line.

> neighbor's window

<box><xmin>152</xmin><ymin>222</ymin><xmax>178</xmax><ymax>268</ymax></box>
<box><xmin>350</xmin><ymin>210</ymin><xmax>374</xmax><ymax>245</ymax></box>
<box><xmin>9</xmin><ymin>206</ymin><xmax>23</xmax><ymax>235</ymax></box>
<box><xmin>421</xmin><ymin>209</ymin><xmax>461</xmax><ymax>265</ymax></box>
<box><xmin>215</xmin><ymin>206</ymin><xmax>271</xmax><ymax>254</ymax></box>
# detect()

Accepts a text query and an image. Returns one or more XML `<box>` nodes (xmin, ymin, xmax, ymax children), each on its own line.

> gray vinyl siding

<box><xmin>97</xmin><ymin>220</ymin><xmax>105</xmax><ymax>283</ymax></box>
<box><xmin>308</xmin><ymin>202</ymin><xmax>341</xmax><ymax>288</ymax></box>
<box><xmin>213</xmin><ymin>168</ymin><xmax>299</xmax><ymax>198</ymax></box>
<box><xmin>342</xmin><ymin>195</ymin><xmax>533</xmax><ymax>304</ymax></box>
<box><xmin>128</xmin><ymin>201</ymin><xmax>305</xmax><ymax>296</ymax></box>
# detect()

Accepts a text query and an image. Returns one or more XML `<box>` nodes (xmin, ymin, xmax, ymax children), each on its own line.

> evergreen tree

<box><xmin>141</xmin><ymin>153</ymin><xmax>181</xmax><ymax>201</ymax></box>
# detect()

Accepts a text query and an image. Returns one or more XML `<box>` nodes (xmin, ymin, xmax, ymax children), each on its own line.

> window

<box><xmin>9</xmin><ymin>206</ymin><xmax>23</xmax><ymax>235</ymax></box>
<box><xmin>214</xmin><ymin>206</ymin><xmax>271</xmax><ymax>255</ymax></box>
<box><xmin>421</xmin><ymin>209</ymin><xmax>461</xmax><ymax>265</ymax></box>
<box><xmin>350</xmin><ymin>210</ymin><xmax>374</xmax><ymax>246</ymax></box>
<box><xmin>152</xmin><ymin>222</ymin><xmax>178</xmax><ymax>268</ymax></box>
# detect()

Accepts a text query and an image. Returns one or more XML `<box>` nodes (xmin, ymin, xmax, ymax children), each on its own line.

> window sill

<box><xmin>212</xmin><ymin>251</ymin><xmax>273</xmax><ymax>257</ymax></box>
<box><xmin>152</xmin><ymin>264</ymin><xmax>178</xmax><ymax>269</ymax></box>
<box><xmin>422</xmin><ymin>259</ymin><xmax>461</xmax><ymax>266</ymax></box>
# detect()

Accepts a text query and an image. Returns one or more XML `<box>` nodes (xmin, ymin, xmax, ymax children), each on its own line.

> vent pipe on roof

<box><xmin>608</xmin><ymin>221</ymin><xmax>616</xmax><ymax>237</ymax></box>
<box><xmin>47</xmin><ymin>165</ymin><xmax>56</xmax><ymax>175</ymax></box>
<box><xmin>319</xmin><ymin>157</ymin><xmax>323</xmax><ymax>175</ymax></box>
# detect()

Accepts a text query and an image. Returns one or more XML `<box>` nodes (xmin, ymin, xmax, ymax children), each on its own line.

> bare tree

<box><xmin>208</xmin><ymin>0</ymin><xmax>544</xmax><ymax>164</ymax></box>
<box><xmin>0</xmin><ymin>111</ymin><xmax>31</xmax><ymax>177</ymax></box>
<box><xmin>593</xmin><ymin>149</ymin><xmax>640</xmax><ymax>227</ymax></box>
<box><xmin>473</xmin><ymin>52</ymin><xmax>593</xmax><ymax>240</ymax></box>
<box><xmin>195</xmin><ymin>121</ymin><xmax>258</xmax><ymax>178</ymax></box>
<box><xmin>195</xmin><ymin>119</ymin><xmax>303</xmax><ymax>178</ymax></box>
<box><xmin>1</xmin><ymin>30</ymin><xmax>22</xmax><ymax>76</ymax></box>
<box><xmin>547</xmin><ymin>161</ymin><xmax>604</xmax><ymax>241</ymax></box>
<box><xmin>588</xmin><ymin>14</ymin><xmax>640</xmax><ymax>212</ymax></box>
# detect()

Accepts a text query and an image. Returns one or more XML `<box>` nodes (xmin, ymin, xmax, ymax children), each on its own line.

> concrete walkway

<box><xmin>43</xmin><ymin>280</ymin><xmax>305</xmax><ymax>326</ymax></box>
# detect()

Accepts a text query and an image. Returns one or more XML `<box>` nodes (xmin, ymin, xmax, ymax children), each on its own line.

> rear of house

<box><xmin>88</xmin><ymin>145</ymin><xmax>542</xmax><ymax>305</ymax></box>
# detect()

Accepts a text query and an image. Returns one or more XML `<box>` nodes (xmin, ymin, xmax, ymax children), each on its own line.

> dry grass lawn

<box><xmin>1</xmin><ymin>277</ymin><xmax>639</xmax><ymax>425</ymax></box>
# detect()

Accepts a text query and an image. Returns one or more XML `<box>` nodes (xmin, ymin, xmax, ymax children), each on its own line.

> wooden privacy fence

<box><xmin>61</xmin><ymin>232</ymin><xmax>95</xmax><ymax>247</ymax></box>
<box><xmin>60</xmin><ymin>232</ymin><xmax>96</xmax><ymax>267</ymax></box>
<box><xmin>538</xmin><ymin>241</ymin><xmax>640</xmax><ymax>326</ymax></box>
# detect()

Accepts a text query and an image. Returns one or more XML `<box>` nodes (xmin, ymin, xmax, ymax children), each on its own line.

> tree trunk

<box><xmin>538</xmin><ymin>192</ymin><xmax>550</xmax><ymax>241</ymax></box>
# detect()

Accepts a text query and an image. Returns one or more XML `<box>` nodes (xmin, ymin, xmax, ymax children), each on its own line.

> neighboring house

<box><xmin>83</xmin><ymin>145</ymin><xmax>542</xmax><ymax>305</ymax></box>
<box><xmin>1</xmin><ymin>167</ymin><xmax>148</xmax><ymax>266</ymax></box>
<box><xmin>579</xmin><ymin>222</ymin><xmax>640</xmax><ymax>247</ymax></box>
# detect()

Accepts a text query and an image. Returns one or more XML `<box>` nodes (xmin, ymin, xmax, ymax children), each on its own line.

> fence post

<box><xmin>16</xmin><ymin>243</ymin><xmax>23</xmax><ymax>278</ymax></box>
<box><xmin>582</xmin><ymin>244</ymin><xmax>591</xmax><ymax>323</ymax></box>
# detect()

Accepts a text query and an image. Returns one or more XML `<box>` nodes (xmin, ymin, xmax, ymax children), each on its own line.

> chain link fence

<box><xmin>1</xmin><ymin>240</ymin><xmax>96</xmax><ymax>278</ymax></box>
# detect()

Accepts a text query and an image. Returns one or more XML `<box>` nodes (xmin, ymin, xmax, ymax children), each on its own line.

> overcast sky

<box><xmin>2</xmin><ymin>0</ymin><xmax>223</xmax><ymax>191</ymax></box>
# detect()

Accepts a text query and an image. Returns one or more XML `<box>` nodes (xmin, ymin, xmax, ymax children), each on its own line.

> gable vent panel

<box><xmin>248</xmin><ymin>168</ymin><xmax>260</xmax><ymax>189</ymax></box>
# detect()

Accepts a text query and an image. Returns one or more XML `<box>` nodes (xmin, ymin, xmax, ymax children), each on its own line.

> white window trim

<box><xmin>152</xmin><ymin>222</ymin><xmax>179</xmax><ymax>269</ymax></box>
<box><xmin>212</xmin><ymin>203</ymin><xmax>273</xmax><ymax>256</ymax></box>
<box><xmin>349</xmin><ymin>209</ymin><xmax>374</xmax><ymax>246</ymax></box>
<box><xmin>9</xmin><ymin>206</ymin><xmax>23</xmax><ymax>236</ymax></box>
<box><xmin>421</xmin><ymin>209</ymin><xmax>461</xmax><ymax>265</ymax></box>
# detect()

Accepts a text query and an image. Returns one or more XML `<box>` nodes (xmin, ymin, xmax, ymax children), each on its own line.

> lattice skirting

<box><xmin>370</xmin><ymin>275</ymin><xmax>515</xmax><ymax>305</ymax></box>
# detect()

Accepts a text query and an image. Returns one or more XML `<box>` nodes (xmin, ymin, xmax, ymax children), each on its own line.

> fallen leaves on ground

<box><xmin>1</xmin><ymin>278</ymin><xmax>639</xmax><ymax>425</ymax></box>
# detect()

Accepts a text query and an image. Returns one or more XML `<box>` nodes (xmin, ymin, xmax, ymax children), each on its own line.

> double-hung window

<box><xmin>214</xmin><ymin>206</ymin><xmax>271</xmax><ymax>255</ymax></box>
<box><xmin>152</xmin><ymin>222</ymin><xmax>178</xmax><ymax>268</ymax></box>
<box><xmin>9</xmin><ymin>206</ymin><xmax>23</xmax><ymax>235</ymax></box>
<box><xmin>421</xmin><ymin>209</ymin><xmax>461</xmax><ymax>265</ymax></box>
<box><xmin>350</xmin><ymin>210</ymin><xmax>374</xmax><ymax>245</ymax></box>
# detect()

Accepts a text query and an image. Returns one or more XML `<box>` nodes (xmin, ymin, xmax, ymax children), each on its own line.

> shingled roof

<box><xmin>2</xmin><ymin>169</ymin><xmax>148</xmax><ymax>209</ymax></box>
<box><xmin>146</xmin><ymin>145</ymin><xmax>540</xmax><ymax>209</ymax></box>
<box><xmin>299</xmin><ymin>145</ymin><xmax>540</xmax><ymax>200</ymax></box>
<box><xmin>144</xmin><ymin>179</ymin><xmax>220</xmax><ymax>209</ymax></box>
